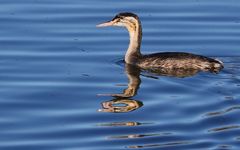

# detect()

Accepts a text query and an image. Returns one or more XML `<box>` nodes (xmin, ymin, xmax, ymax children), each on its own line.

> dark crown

<box><xmin>112</xmin><ymin>12</ymin><xmax>139</xmax><ymax>21</ymax></box>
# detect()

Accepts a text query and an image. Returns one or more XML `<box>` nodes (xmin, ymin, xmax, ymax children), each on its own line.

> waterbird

<box><xmin>97</xmin><ymin>12</ymin><xmax>223</xmax><ymax>73</ymax></box>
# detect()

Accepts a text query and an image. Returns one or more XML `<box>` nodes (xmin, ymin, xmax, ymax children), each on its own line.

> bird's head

<box><xmin>97</xmin><ymin>12</ymin><xmax>140</xmax><ymax>31</ymax></box>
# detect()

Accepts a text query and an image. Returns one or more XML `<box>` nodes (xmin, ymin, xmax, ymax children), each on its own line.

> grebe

<box><xmin>97</xmin><ymin>12</ymin><xmax>224</xmax><ymax>72</ymax></box>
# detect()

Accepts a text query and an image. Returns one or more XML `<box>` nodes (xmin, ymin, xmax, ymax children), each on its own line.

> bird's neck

<box><xmin>123</xmin><ymin>64</ymin><xmax>141</xmax><ymax>97</ymax></box>
<box><xmin>125</xmin><ymin>20</ymin><xmax>142</xmax><ymax>64</ymax></box>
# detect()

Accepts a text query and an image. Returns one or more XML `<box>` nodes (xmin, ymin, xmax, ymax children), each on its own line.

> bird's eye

<box><xmin>116</xmin><ymin>18</ymin><xmax>121</xmax><ymax>22</ymax></box>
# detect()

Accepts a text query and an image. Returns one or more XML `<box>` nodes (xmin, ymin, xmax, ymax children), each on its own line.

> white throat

<box><xmin>124</xmin><ymin>18</ymin><xmax>142</xmax><ymax>64</ymax></box>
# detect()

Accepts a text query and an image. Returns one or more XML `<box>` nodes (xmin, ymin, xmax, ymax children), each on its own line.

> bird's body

<box><xmin>97</xmin><ymin>12</ymin><xmax>223</xmax><ymax>73</ymax></box>
<box><xmin>138</xmin><ymin>52</ymin><xmax>223</xmax><ymax>72</ymax></box>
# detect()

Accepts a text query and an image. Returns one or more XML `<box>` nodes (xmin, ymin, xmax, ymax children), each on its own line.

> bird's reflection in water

<box><xmin>99</xmin><ymin>63</ymin><xmax>142</xmax><ymax>98</ymax></box>
<box><xmin>97</xmin><ymin>63</ymin><xmax>222</xmax><ymax>148</ymax></box>
<box><xmin>98</xmin><ymin>63</ymin><xmax>142</xmax><ymax>113</ymax></box>
<box><xmin>98</xmin><ymin>99</ymin><xmax>143</xmax><ymax>113</ymax></box>
<box><xmin>98</xmin><ymin>63</ymin><xmax>209</xmax><ymax>113</ymax></box>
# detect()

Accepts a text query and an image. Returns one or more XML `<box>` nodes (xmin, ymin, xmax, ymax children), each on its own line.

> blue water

<box><xmin>0</xmin><ymin>0</ymin><xmax>240</xmax><ymax>149</ymax></box>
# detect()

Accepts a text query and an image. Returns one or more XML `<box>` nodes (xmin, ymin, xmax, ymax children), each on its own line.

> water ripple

<box><xmin>209</xmin><ymin>125</ymin><xmax>240</xmax><ymax>132</ymax></box>
<box><xmin>128</xmin><ymin>141</ymin><xmax>192</xmax><ymax>149</ymax></box>
<box><xmin>205</xmin><ymin>105</ymin><xmax>240</xmax><ymax>117</ymax></box>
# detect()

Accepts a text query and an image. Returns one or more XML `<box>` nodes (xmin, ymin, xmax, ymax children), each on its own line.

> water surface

<box><xmin>0</xmin><ymin>0</ymin><xmax>240</xmax><ymax>149</ymax></box>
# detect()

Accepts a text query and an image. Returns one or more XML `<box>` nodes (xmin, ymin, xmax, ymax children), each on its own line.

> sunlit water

<box><xmin>0</xmin><ymin>0</ymin><xmax>240</xmax><ymax>150</ymax></box>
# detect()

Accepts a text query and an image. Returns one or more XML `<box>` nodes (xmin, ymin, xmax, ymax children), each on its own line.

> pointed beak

<box><xmin>96</xmin><ymin>21</ymin><xmax>114</xmax><ymax>27</ymax></box>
